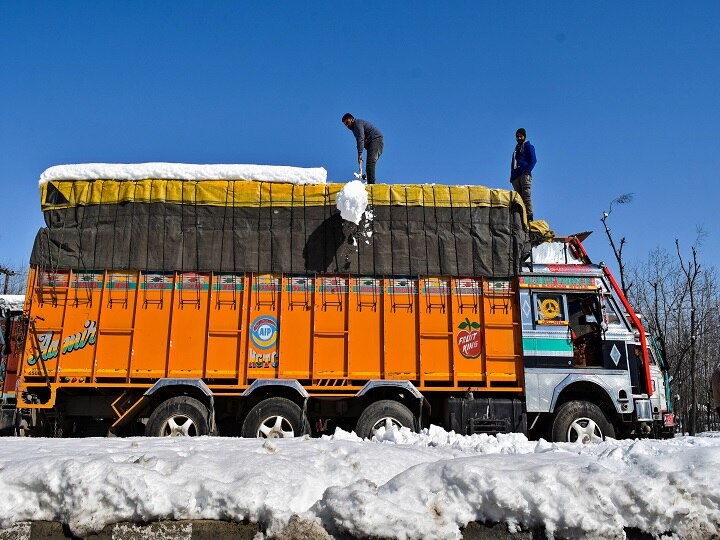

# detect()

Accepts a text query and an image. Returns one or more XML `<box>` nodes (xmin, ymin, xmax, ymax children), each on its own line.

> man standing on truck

<box><xmin>510</xmin><ymin>128</ymin><xmax>537</xmax><ymax>221</ymax></box>
<box><xmin>342</xmin><ymin>113</ymin><xmax>384</xmax><ymax>184</ymax></box>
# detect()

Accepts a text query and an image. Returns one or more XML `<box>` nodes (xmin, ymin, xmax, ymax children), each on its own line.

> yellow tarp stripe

<box><xmin>40</xmin><ymin>180</ymin><xmax>521</xmax><ymax>211</ymax></box>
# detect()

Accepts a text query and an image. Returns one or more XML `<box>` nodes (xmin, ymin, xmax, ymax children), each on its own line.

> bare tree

<box><xmin>0</xmin><ymin>262</ymin><xmax>28</xmax><ymax>295</ymax></box>
<box><xmin>629</xmin><ymin>235</ymin><xmax>720</xmax><ymax>434</ymax></box>
<box><xmin>676</xmin><ymin>239</ymin><xmax>701</xmax><ymax>435</ymax></box>
<box><xmin>601</xmin><ymin>194</ymin><xmax>634</xmax><ymax>297</ymax></box>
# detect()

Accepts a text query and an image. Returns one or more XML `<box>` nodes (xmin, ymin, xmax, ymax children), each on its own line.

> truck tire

<box><xmin>551</xmin><ymin>400</ymin><xmax>615</xmax><ymax>443</ymax></box>
<box><xmin>355</xmin><ymin>400</ymin><xmax>415</xmax><ymax>439</ymax></box>
<box><xmin>241</xmin><ymin>397</ymin><xmax>310</xmax><ymax>438</ymax></box>
<box><xmin>146</xmin><ymin>396</ymin><xmax>210</xmax><ymax>437</ymax></box>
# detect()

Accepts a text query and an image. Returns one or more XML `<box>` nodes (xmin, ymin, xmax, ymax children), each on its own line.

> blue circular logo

<box><xmin>250</xmin><ymin>316</ymin><xmax>278</xmax><ymax>350</ymax></box>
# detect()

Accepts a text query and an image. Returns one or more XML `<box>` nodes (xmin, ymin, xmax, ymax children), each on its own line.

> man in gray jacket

<box><xmin>342</xmin><ymin>113</ymin><xmax>384</xmax><ymax>184</ymax></box>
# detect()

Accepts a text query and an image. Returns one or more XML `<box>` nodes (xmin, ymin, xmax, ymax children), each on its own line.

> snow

<box><xmin>38</xmin><ymin>163</ymin><xmax>327</xmax><ymax>185</ymax></box>
<box><xmin>0</xmin><ymin>427</ymin><xmax>719</xmax><ymax>539</ymax></box>
<box><xmin>0</xmin><ymin>295</ymin><xmax>24</xmax><ymax>316</ymax></box>
<box><xmin>335</xmin><ymin>180</ymin><xmax>369</xmax><ymax>225</ymax></box>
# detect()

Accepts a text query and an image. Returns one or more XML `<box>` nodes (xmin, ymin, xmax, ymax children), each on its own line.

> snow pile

<box><xmin>0</xmin><ymin>428</ymin><xmax>719</xmax><ymax>539</ymax></box>
<box><xmin>39</xmin><ymin>163</ymin><xmax>327</xmax><ymax>185</ymax></box>
<box><xmin>0</xmin><ymin>295</ymin><xmax>24</xmax><ymax>316</ymax></box>
<box><xmin>335</xmin><ymin>180</ymin><xmax>369</xmax><ymax>225</ymax></box>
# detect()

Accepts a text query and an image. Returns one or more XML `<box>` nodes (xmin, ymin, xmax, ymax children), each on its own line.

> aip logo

<box><xmin>250</xmin><ymin>316</ymin><xmax>278</xmax><ymax>350</ymax></box>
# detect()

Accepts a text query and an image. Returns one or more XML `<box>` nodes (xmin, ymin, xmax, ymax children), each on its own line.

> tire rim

<box><xmin>370</xmin><ymin>417</ymin><xmax>403</xmax><ymax>434</ymax></box>
<box><xmin>567</xmin><ymin>417</ymin><xmax>603</xmax><ymax>443</ymax></box>
<box><xmin>257</xmin><ymin>415</ymin><xmax>295</xmax><ymax>438</ymax></box>
<box><xmin>162</xmin><ymin>415</ymin><xmax>198</xmax><ymax>437</ymax></box>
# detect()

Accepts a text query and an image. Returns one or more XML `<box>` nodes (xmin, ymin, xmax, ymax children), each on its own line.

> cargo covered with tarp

<box><xmin>31</xmin><ymin>175</ymin><xmax>530</xmax><ymax>278</ymax></box>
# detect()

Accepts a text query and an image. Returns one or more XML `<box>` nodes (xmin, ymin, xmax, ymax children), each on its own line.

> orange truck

<box><xmin>11</xmin><ymin>166</ymin><xmax>674</xmax><ymax>441</ymax></box>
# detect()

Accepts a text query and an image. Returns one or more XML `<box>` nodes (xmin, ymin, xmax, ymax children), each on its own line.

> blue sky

<box><xmin>1</xmin><ymin>2</ymin><xmax>719</xmax><ymax>277</ymax></box>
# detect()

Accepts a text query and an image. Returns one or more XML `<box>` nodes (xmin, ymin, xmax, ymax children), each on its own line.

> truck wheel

<box><xmin>355</xmin><ymin>400</ymin><xmax>415</xmax><ymax>439</ymax></box>
<box><xmin>146</xmin><ymin>396</ymin><xmax>210</xmax><ymax>437</ymax></box>
<box><xmin>551</xmin><ymin>400</ymin><xmax>615</xmax><ymax>443</ymax></box>
<box><xmin>241</xmin><ymin>397</ymin><xmax>309</xmax><ymax>438</ymax></box>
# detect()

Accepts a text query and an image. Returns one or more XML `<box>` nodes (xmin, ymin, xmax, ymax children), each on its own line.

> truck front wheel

<box><xmin>146</xmin><ymin>396</ymin><xmax>210</xmax><ymax>437</ymax></box>
<box><xmin>241</xmin><ymin>397</ymin><xmax>310</xmax><ymax>438</ymax></box>
<box><xmin>551</xmin><ymin>400</ymin><xmax>615</xmax><ymax>443</ymax></box>
<box><xmin>355</xmin><ymin>400</ymin><xmax>415</xmax><ymax>439</ymax></box>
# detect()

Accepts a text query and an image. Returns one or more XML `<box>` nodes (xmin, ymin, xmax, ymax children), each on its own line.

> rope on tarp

<box><xmin>256</xmin><ymin>182</ymin><xmax>262</xmax><ymax>274</ymax></box>
<box><xmin>404</xmin><ymin>185</ymin><xmax>412</xmax><ymax>275</ymax></box>
<box><xmin>145</xmin><ymin>180</ymin><xmax>154</xmax><ymax>274</ymax></box>
<box><xmin>193</xmin><ymin>181</ymin><xmax>200</xmax><ymax>273</ymax></box>
<box><xmin>126</xmin><ymin>181</ymin><xmax>140</xmax><ymax>273</ymax></box>
<box><xmin>269</xmin><ymin>182</ymin><xmax>274</xmax><ymax>274</ymax></box>
<box><xmin>388</xmin><ymin>186</ymin><xmax>395</xmax><ymax>276</ymax></box>
<box><xmin>432</xmin><ymin>186</ymin><xmax>441</xmax><ymax>275</ymax></box>
<box><xmin>490</xmin><ymin>188</ymin><xmax>496</xmax><ymax>277</ymax></box>
<box><xmin>421</xmin><ymin>187</ymin><xmax>430</xmax><ymax>276</ymax></box>
<box><xmin>161</xmin><ymin>179</ymin><xmax>168</xmax><ymax>275</ymax></box>
<box><xmin>449</xmin><ymin>187</ymin><xmax>460</xmax><ymax>277</ymax></box>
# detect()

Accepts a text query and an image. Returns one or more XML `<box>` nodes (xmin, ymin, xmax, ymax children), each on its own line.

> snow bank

<box><xmin>335</xmin><ymin>180</ymin><xmax>369</xmax><ymax>225</ymax></box>
<box><xmin>39</xmin><ymin>163</ymin><xmax>327</xmax><ymax>186</ymax></box>
<box><xmin>0</xmin><ymin>428</ymin><xmax>719</xmax><ymax>539</ymax></box>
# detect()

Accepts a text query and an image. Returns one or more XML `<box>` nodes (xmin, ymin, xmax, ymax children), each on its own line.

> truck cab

<box><xmin>519</xmin><ymin>236</ymin><xmax>663</xmax><ymax>441</ymax></box>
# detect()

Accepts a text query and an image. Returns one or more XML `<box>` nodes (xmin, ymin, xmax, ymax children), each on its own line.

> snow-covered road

<box><xmin>0</xmin><ymin>427</ymin><xmax>718</xmax><ymax>539</ymax></box>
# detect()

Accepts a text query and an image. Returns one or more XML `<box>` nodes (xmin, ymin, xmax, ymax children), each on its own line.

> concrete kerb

<box><xmin>0</xmin><ymin>520</ymin><xmax>666</xmax><ymax>539</ymax></box>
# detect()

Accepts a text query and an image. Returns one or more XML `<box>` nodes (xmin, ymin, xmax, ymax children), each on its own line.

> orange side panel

<box><xmin>419</xmin><ymin>278</ymin><xmax>453</xmax><ymax>382</ymax></box>
<box><xmin>278</xmin><ymin>276</ymin><xmax>313</xmax><ymax>379</ymax></box>
<box><xmin>54</xmin><ymin>272</ymin><xmax>103</xmax><ymax>379</ymax></box>
<box><xmin>450</xmin><ymin>278</ymin><xmax>485</xmax><ymax>383</ymax></box>
<box><xmin>95</xmin><ymin>271</ymin><xmax>137</xmax><ymax>378</ymax></box>
<box><xmin>481</xmin><ymin>280</ymin><xmax>521</xmax><ymax>383</ymax></box>
<box><xmin>131</xmin><ymin>274</ymin><xmax>173</xmax><ymax>377</ymax></box>
<box><xmin>21</xmin><ymin>268</ymin><xmax>521</xmax><ymax>394</ymax></box>
<box><xmin>205</xmin><ymin>274</ymin><xmax>245</xmax><ymax>380</ymax></box>
<box><xmin>246</xmin><ymin>274</ymin><xmax>281</xmax><ymax>378</ymax></box>
<box><xmin>382</xmin><ymin>278</ymin><xmax>419</xmax><ymax>380</ymax></box>
<box><xmin>347</xmin><ymin>277</ymin><xmax>383</xmax><ymax>379</ymax></box>
<box><xmin>313</xmin><ymin>276</ymin><xmax>348</xmax><ymax>378</ymax></box>
<box><xmin>168</xmin><ymin>273</ymin><xmax>210</xmax><ymax>377</ymax></box>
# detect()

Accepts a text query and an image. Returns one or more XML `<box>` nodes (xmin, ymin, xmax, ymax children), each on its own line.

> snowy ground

<box><xmin>0</xmin><ymin>427</ymin><xmax>718</xmax><ymax>540</ymax></box>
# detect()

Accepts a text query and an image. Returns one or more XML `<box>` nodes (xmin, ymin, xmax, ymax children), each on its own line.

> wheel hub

<box><xmin>164</xmin><ymin>415</ymin><xmax>196</xmax><ymax>437</ymax></box>
<box><xmin>258</xmin><ymin>415</ymin><xmax>294</xmax><ymax>438</ymax></box>
<box><xmin>568</xmin><ymin>417</ymin><xmax>602</xmax><ymax>443</ymax></box>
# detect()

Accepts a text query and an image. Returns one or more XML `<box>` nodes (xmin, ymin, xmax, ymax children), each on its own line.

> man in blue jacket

<box><xmin>342</xmin><ymin>113</ymin><xmax>384</xmax><ymax>184</ymax></box>
<box><xmin>510</xmin><ymin>128</ymin><xmax>537</xmax><ymax>221</ymax></box>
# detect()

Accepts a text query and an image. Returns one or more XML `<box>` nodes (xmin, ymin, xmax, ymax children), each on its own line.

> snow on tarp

<box><xmin>0</xmin><ymin>295</ymin><xmax>24</xmax><ymax>316</ymax></box>
<box><xmin>39</xmin><ymin>163</ymin><xmax>328</xmax><ymax>185</ymax></box>
<box><xmin>0</xmin><ymin>428</ymin><xmax>718</xmax><ymax>539</ymax></box>
<box><xmin>335</xmin><ymin>180</ymin><xmax>369</xmax><ymax>225</ymax></box>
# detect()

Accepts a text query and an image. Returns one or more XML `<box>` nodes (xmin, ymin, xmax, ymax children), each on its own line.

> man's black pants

<box><xmin>365</xmin><ymin>137</ymin><xmax>384</xmax><ymax>184</ymax></box>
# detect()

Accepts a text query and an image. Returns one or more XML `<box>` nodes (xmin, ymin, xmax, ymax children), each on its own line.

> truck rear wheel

<box><xmin>241</xmin><ymin>397</ymin><xmax>309</xmax><ymax>438</ymax></box>
<box><xmin>551</xmin><ymin>400</ymin><xmax>615</xmax><ymax>443</ymax></box>
<box><xmin>146</xmin><ymin>396</ymin><xmax>210</xmax><ymax>437</ymax></box>
<box><xmin>355</xmin><ymin>400</ymin><xmax>415</xmax><ymax>439</ymax></box>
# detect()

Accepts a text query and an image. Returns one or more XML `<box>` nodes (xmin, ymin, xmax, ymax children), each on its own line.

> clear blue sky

<box><xmin>2</xmin><ymin>2</ymin><xmax>719</xmax><ymax>277</ymax></box>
